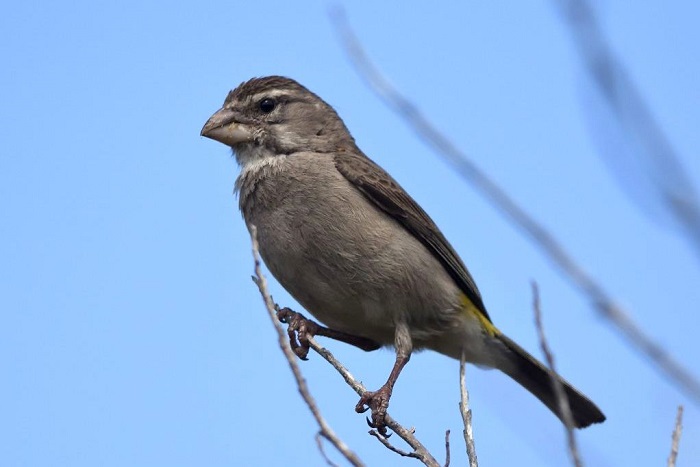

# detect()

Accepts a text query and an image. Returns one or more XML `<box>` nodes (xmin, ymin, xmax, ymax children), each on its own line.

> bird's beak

<box><xmin>200</xmin><ymin>108</ymin><xmax>254</xmax><ymax>146</ymax></box>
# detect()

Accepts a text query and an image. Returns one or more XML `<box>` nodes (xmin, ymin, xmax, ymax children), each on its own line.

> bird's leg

<box><xmin>276</xmin><ymin>307</ymin><xmax>381</xmax><ymax>360</ymax></box>
<box><xmin>355</xmin><ymin>323</ymin><xmax>412</xmax><ymax>436</ymax></box>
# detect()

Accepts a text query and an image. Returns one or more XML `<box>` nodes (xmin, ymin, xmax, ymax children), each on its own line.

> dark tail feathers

<box><xmin>496</xmin><ymin>333</ymin><xmax>605</xmax><ymax>428</ymax></box>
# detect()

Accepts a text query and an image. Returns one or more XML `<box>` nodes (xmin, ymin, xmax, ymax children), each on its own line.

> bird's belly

<box><xmin>247</xmin><ymin>169</ymin><xmax>463</xmax><ymax>345</ymax></box>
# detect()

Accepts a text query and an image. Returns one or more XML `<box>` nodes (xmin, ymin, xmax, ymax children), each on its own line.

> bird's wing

<box><xmin>334</xmin><ymin>151</ymin><xmax>492</xmax><ymax>323</ymax></box>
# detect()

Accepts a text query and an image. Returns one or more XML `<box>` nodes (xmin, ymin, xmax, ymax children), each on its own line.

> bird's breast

<box><xmin>239</xmin><ymin>152</ymin><xmax>462</xmax><ymax>344</ymax></box>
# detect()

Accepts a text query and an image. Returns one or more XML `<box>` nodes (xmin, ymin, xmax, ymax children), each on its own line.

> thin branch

<box><xmin>250</xmin><ymin>226</ymin><xmax>365</xmax><ymax>467</ymax></box>
<box><xmin>459</xmin><ymin>354</ymin><xmax>478</xmax><ymax>467</ymax></box>
<box><xmin>315</xmin><ymin>432</ymin><xmax>341</xmax><ymax>467</ymax></box>
<box><xmin>329</xmin><ymin>6</ymin><xmax>700</xmax><ymax>404</ymax></box>
<box><xmin>667</xmin><ymin>405</ymin><xmax>684</xmax><ymax>467</ymax></box>
<box><xmin>444</xmin><ymin>430</ymin><xmax>451</xmax><ymax>467</ymax></box>
<box><xmin>532</xmin><ymin>283</ymin><xmax>582</xmax><ymax>467</ymax></box>
<box><xmin>308</xmin><ymin>336</ymin><xmax>441</xmax><ymax>467</ymax></box>
<box><xmin>369</xmin><ymin>430</ymin><xmax>421</xmax><ymax>460</ymax></box>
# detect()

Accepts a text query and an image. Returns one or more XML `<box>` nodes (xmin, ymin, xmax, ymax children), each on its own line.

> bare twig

<box><xmin>369</xmin><ymin>430</ymin><xmax>421</xmax><ymax>460</ymax></box>
<box><xmin>250</xmin><ymin>226</ymin><xmax>365</xmax><ymax>467</ymax></box>
<box><xmin>459</xmin><ymin>353</ymin><xmax>478</xmax><ymax>467</ymax></box>
<box><xmin>316</xmin><ymin>432</ymin><xmax>341</xmax><ymax>467</ymax></box>
<box><xmin>532</xmin><ymin>283</ymin><xmax>582</xmax><ymax>467</ymax></box>
<box><xmin>667</xmin><ymin>405</ymin><xmax>684</xmax><ymax>467</ymax></box>
<box><xmin>308</xmin><ymin>336</ymin><xmax>441</xmax><ymax>466</ymax></box>
<box><xmin>329</xmin><ymin>7</ymin><xmax>700</xmax><ymax>404</ymax></box>
<box><xmin>554</xmin><ymin>0</ymin><xmax>700</xmax><ymax>260</ymax></box>
<box><xmin>444</xmin><ymin>430</ymin><xmax>451</xmax><ymax>467</ymax></box>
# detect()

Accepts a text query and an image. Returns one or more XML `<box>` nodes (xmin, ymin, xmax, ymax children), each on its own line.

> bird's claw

<box><xmin>355</xmin><ymin>386</ymin><xmax>393</xmax><ymax>436</ymax></box>
<box><xmin>365</xmin><ymin>416</ymin><xmax>392</xmax><ymax>437</ymax></box>
<box><xmin>275</xmin><ymin>307</ymin><xmax>320</xmax><ymax>360</ymax></box>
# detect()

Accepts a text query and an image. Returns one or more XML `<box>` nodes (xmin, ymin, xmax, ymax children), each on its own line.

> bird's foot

<box><xmin>275</xmin><ymin>307</ymin><xmax>319</xmax><ymax>360</ymax></box>
<box><xmin>276</xmin><ymin>306</ymin><xmax>382</xmax><ymax>357</ymax></box>
<box><xmin>355</xmin><ymin>385</ymin><xmax>393</xmax><ymax>437</ymax></box>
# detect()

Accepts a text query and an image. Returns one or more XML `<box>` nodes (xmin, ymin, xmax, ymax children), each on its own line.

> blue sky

<box><xmin>2</xmin><ymin>1</ymin><xmax>699</xmax><ymax>466</ymax></box>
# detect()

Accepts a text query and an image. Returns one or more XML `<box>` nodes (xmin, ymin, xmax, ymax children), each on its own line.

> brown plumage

<box><xmin>202</xmin><ymin>76</ymin><xmax>606</xmax><ymax>431</ymax></box>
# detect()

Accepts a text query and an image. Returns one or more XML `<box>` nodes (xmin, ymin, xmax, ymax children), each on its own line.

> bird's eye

<box><xmin>259</xmin><ymin>98</ymin><xmax>276</xmax><ymax>113</ymax></box>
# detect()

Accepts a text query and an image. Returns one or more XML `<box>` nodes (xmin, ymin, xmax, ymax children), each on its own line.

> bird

<box><xmin>201</xmin><ymin>76</ymin><xmax>606</xmax><ymax>432</ymax></box>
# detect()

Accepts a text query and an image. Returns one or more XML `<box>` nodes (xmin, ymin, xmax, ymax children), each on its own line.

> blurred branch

<box><xmin>250</xmin><ymin>226</ymin><xmax>365</xmax><ymax>467</ymax></box>
<box><xmin>329</xmin><ymin>6</ymin><xmax>700</xmax><ymax>404</ymax></box>
<box><xmin>459</xmin><ymin>354</ymin><xmax>478</xmax><ymax>467</ymax></box>
<box><xmin>316</xmin><ymin>433</ymin><xmax>341</xmax><ymax>467</ymax></box>
<box><xmin>554</xmin><ymin>0</ymin><xmax>700</xmax><ymax>260</ymax></box>
<box><xmin>667</xmin><ymin>405</ymin><xmax>684</xmax><ymax>467</ymax></box>
<box><xmin>532</xmin><ymin>283</ymin><xmax>582</xmax><ymax>467</ymax></box>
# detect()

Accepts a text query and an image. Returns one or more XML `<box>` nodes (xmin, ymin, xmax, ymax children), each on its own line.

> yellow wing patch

<box><xmin>460</xmin><ymin>293</ymin><xmax>499</xmax><ymax>337</ymax></box>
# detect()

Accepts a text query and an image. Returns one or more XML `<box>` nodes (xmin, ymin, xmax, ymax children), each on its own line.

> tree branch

<box><xmin>667</xmin><ymin>405</ymin><xmax>684</xmax><ymax>467</ymax></box>
<box><xmin>443</xmin><ymin>430</ymin><xmax>451</xmax><ymax>467</ymax></box>
<box><xmin>532</xmin><ymin>282</ymin><xmax>582</xmax><ymax>467</ymax></box>
<box><xmin>459</xmin><ymin>354</ymin><xmax>478</xmax><ymax>467</ymax></box>
<box><xmin>316</xmin><ymin>432</ymin><xmax>341</xmax><ymax>467</ymax></box>
<box><xmin>308</xmin><ymin>336</ymin><xmax>441</xmax><ymax>467</ymax></box>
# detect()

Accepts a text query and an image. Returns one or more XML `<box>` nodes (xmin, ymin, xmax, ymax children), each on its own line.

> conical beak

<box><xmin>200</xmin><ymin>108</ymin><xmax>254</xmax><ymax>146</ymax></box>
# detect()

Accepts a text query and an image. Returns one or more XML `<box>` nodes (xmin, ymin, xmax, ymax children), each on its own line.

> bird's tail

<box><xmin>495</xmin><ymin>333</ymin><xmax>606</xmax><ymax>428</ymax></box>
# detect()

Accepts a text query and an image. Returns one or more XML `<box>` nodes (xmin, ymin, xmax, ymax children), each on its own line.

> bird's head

<box><xmin>201</xmin><ymin>76</ymin><xmax>357</xmax><ymax>166</ymax></box>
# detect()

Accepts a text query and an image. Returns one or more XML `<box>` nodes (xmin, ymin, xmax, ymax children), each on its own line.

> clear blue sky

<box><xmin>2</xmin><ymin>1</ymin><xmax>699</xmax><ymax>466</ymax></box>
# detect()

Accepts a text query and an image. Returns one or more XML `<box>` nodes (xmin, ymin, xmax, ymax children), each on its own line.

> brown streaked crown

<box><xmin>224</xmin><ymin>76</ymin><xmax>315</xmax><ymax>106</ymax></box>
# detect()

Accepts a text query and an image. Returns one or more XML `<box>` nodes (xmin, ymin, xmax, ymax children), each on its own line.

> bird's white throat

<box><xmin>234</xmin><ymin>153</ymin><xmax>288</xmax><ymax>195</ymax></box>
